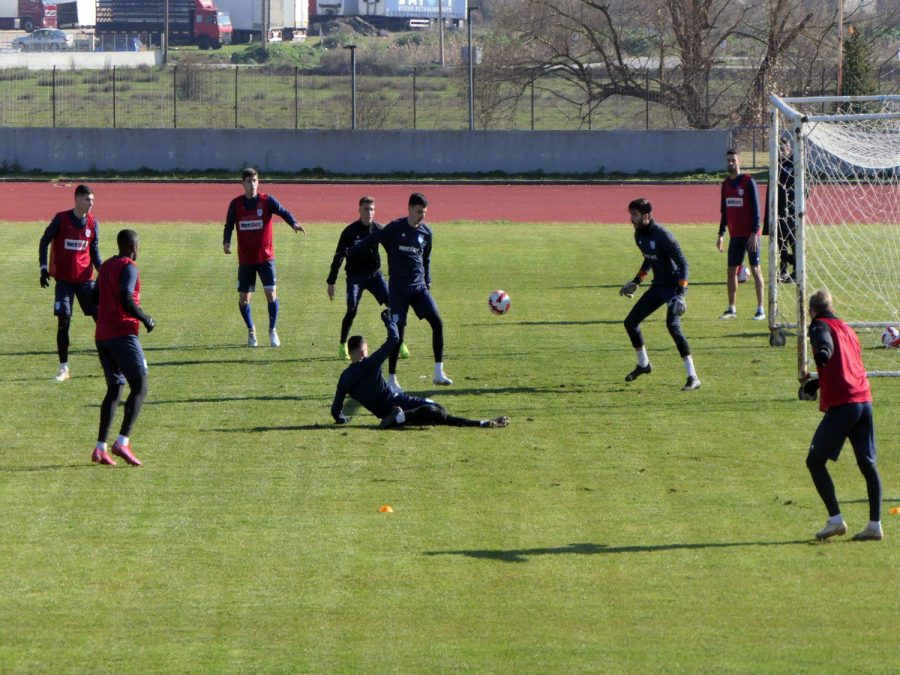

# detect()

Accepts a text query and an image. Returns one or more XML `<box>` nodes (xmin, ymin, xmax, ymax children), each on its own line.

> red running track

<box><xmin>1</xmin><ymin>181</ymin><xmax>733</xmax><ymax>224</ymax></box>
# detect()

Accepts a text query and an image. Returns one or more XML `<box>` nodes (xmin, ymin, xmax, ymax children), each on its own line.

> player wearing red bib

<box><xmin>801</xmin><ymin>289</ymin><xmax>883</xmax><ymax>542</ymax></box>
<box><xmin>91</xmin><ymin>229</ymin><xmax>156</xmax><ymax>467</ymax></box>
<box><xmin>38</xmin><ymin>185</ymin><xmax>102</xmax><ymax>381</ymax></box>
<box><xmin>716</xmin><ymin>149</ymin><xmax>765</xmax><ymax>320</ymax></box>
<box><xmin>223</xmin><ymin>168</ymin><xmax>305</xmax><ymax>348</ymax></box>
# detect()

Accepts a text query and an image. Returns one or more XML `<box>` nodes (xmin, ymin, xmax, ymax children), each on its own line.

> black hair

<box><xmin>628</xmin><ymin>198</ymin><xmax>652</xmax><ymax>215</ymax></box>
<box><xmin>74</xmin><ymin>184</ymin><xmax>93</xmax><ymax>197</ymax></box>
<box><xmin>347</xmin><ymin>335</ymin><xmax>364</xmax><ymax>352</ymax></box>
<box><xmin>408</xmin><ymin>192</ymin><xmax>428</xmax><ymax>208</ymax></box>
<box><xmin>242</xmin><ymin>168</ymin><xmax>259</xmax><ymax>180</ymax></box>
<box><xmin>117</xmin><ymin>228</ymin><xmax>139</xmax><ymax>251</ymax></box>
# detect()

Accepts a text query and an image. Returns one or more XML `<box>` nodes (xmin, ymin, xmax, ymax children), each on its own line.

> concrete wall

<box><xmin>0</xmin><ymin>128</ymin><xmax>729</xmax><ymax>174</ymax></box>
<box><xmin>0</xmin><ymin>51</ymin><xmax>160</xmax><ymax>70</ymax></box>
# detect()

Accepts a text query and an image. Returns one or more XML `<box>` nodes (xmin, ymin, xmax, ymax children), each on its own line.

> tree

<box><xmin>842</xmin><ymin>26</ymin><xmax>877</xmax><ymax>96</ymax></box>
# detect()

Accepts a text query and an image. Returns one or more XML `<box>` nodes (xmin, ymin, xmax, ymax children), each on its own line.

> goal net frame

<box><xmin>768</xmin><ymin>94</ymin><xmax>900</xmax><ymax>381</ymax></box>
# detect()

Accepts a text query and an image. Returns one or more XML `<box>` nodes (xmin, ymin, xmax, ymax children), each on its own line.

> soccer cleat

<box><xmin>338</xmin><ymin>342</ymin><xmax>350</xmax><ymax>360</ymax></box>
<box><xmin>433</xmin><ymin>371</ymin><xmax>453</xmax><ymax>386</ymax></box>
<box><xmin>486</xmin><ymin>416</ymin><xmax>510</xmax><ymax>428</ymax></box>
<box><xmin>682</xmin><ymin>376</ymin><xmax>701</xmax><ymax>391</ymax></box>
<box><xmin>247</xmin><ymin>329</ymin><xmax>258</xmax><ymax>348</ymax></box>
<box><xmin>398</xmin><ymin>342</ymin><xmax>411</xmax><ymax>359</ymax></box>
<box><xmin>719</xmin><ymin>308</ymin><xmax>737</xmax><ymax>320</ymax></box>
<box><xmin>269</xmin><ymin>329</ymin><xmax>281</xmax><ymax>347</ymax></box>
<box><xmin>379</xmin><ymin>406</ymin><xmax>404</xmax><ymax>429</ymax></box>
<box><xmin>625</xmin><ymin>364</ymin><xmax>652</xmax><ymax>382</ymax></box>
<box><xmin>815</xmin><ymin>519</ymin><xmax>848</xmax><ymax>541</ymax></box>
<box><xmin>851</xmin><ymin>524</ymin><xmax>884</xmax><ymax>541</ymax></box>
<box><xmin>111</xmin><ymin>441</ymin><xmax>142</xmax><ymax>467</ymax></box>
<box><xmin>387</xmin><ymin>378</ymin><xmax>404</xmax><ymax>394</ymax></box>
<box><xmin>752</xmin><ymin>308</ymin><xmax>766</xmax><ymax>321</ymax></box>
<box><xmin>54</xmin><ymin>366</ymin><xmax>70</xmax><ymax>382</ymax></box>
<box><xmin>91</xmin><ymin>447</ymin><xmax>117</xmax><ymax>466</ymax></box>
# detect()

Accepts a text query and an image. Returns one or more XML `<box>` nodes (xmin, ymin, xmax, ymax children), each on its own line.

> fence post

<box><xmin>294</xmin><ymin>66</ymin><xmax>299</xmax><ymax>130</ymax></box>
<box><xmin>52</xmin><ymin>66</ymin><xmax>56</xmax><ymax>128</ymax></box>
<box><xmin>234</xmin><ymin>66</ymin><xmax>239</xmax><ymax>128</ymax></box>
<box><xmin>173</xmin><ymin>66</ymin><xmax>177</xmax><ymax>128</ymax></box>
<box><xmin>645</xmin><ymin>71</ymin><xmax>649</xmax><ymax>130</ymax></box>
<box><xmin>413</xmin><ymin>67</ymin><xmax>417</xmax><ymax>129</ymax></box>
<box><xmin>530</xmin><ymin>77</ymin><xmax>535</xmax><ymax>130</ymax></box>
<box><xmin>112</xmin><ymin>66</ymin><xmax>117</xmax><ymax>129</ymax></box>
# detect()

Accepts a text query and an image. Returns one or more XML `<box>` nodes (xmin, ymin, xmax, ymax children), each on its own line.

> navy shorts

<box><xmin>346</xmin><ymin>272</ymin><xmax>389</xmax><ymax>311</ymax></box>
<box><xmin>237</xmin><ymin>261</ymin><xmax>277</xmax><ymax>293</ymax></box>
<box><xmin>54</xmin><ymin>280</ymin><xmax>96</xmax><ymax>317</ymax></box>
<box><xmin>390</xmin><ymin>393</ymin><xmax>434</xmax><ymax>413</ymax></box>
<box><xmin>727</xmin><ymin>236</ymin><xmax>761</xmax><ymax>267</ymax></box>
<box><xmin>808</xmin><ymin>402</ymin><xmax>876</xmax><ymax>465</ymax></box>
<box><xmin>389</xmin><ymin>284</ymin><xmax>439</xmax><ymax>326</ymax></box>
<box><xmin>96</xmin><ymin>334</ymin><xmax>147</xmax><ymax>386</ymax></box>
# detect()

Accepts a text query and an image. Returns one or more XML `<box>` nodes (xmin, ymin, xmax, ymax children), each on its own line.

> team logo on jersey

<box><xmin>257</xmin><ymin>209</ymin><xmax>263</xmax><ymax>217</ymax></box>
<box><xmin>85</xmin><ymin>229</ymin><xmax>91</xmax><ymax>238</ymax></box>
<box><xmin>64</xmin><ymin>239</ymin><xmax>88</xmax><ymax>251</ymax></box>
<box><xmin>738</xmin><ymin>188</ymin><xmax>744</xmax><ymax>196</ymax></box>
<box><xmin>238</xmin><ymin>219</ymin><xmax>264</xmax><ymax>231</ymax></box>
<box><xmin>418</xmin><ymin>235</ymin><xmax>425</xmax><ymax>246</ymax></box>
<box><xmin>725</xmin><ymin>197</ymin><xmax>744</xmax><ymax>208</ymax></box>
<box><xmin>650</xmin><ymin>241</ymin><xmax>656</xmax><ymax>250</ymax></box>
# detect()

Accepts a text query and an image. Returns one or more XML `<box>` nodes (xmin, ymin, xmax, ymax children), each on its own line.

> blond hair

<box><xmin>809</xmin><ymin>288</ymin><xmax>834</xmax><ymax>316</ymax></box>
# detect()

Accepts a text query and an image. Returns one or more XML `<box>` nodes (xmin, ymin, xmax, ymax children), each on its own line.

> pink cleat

<box><xmin>91</xmin><ymin>448</ymin><xmax>117</xmax><ymax>466</ymax></box>
<box><xmin>111</xmin><ymin>441</ymin><xmax>142</xmax><ymax>467</ymax></box>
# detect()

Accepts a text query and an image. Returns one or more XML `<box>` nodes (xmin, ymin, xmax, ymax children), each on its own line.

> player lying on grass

<box><xmin>801</xmin><ymin>288</ymin><xmax>883</xmax><ymax>542</ymax></box>
<box><xmin>331</xmin><ymin>310</ymin><xmax>508</xmax><ymax>430</ymax></box>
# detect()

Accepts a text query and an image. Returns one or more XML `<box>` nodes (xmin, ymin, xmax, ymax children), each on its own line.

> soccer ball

<box><xmin>737</xmin><ymin>265</ymin><xmax>749</xmax><ymax>283</ymax></box>
<box><xmin>882</xmin><ymin>326</ymin><xmax>900</xmax><ymax>349</ymax></box>
<box><xmin>488</xmin><ymin>290</ymin><xmax>511</xmax><ymax>315</ymax></box>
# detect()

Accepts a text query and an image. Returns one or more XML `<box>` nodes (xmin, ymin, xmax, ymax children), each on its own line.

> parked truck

<box><xmin>95</xmin><ymin>0</ymin><xmax>233</xmax><ymax>49</ymax></box>
<box><xmin>217</xmin><ymin>0</ymin><xmax>307</xmax><ymax>44</ymax></box>
<box><xmin>310</xmin><ymin>0</ymin><xmax>466</xmax><ymax>31</ymax></box>
<box><xmin>56</xmin><ymin>0</ymin><xmax>93</xmax><ymax>27</ymax></box>
<box><xmin>0</xmin><ymin>0</ymin><xmax>57</xmax><ymax>32</ymax></box>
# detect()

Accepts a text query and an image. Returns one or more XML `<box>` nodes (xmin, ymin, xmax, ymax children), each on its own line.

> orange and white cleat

<box><xmin>111</xmin><ymin>441</ymin><xmax>142</xmax><ymax>466</ymax></box>
<box><xmin>91</xmin><ymin>447</ymin><xmax>117</xmax><ymax>466</ymax></box>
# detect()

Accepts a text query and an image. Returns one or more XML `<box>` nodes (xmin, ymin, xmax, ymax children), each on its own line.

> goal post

<box><xmin>768</xmin><ymin>94</ymin><xmax>900</xmax><ymax>380</ymax></box>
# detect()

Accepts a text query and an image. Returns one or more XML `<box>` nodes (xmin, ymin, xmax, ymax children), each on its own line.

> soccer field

<box><xmin>1</xmin><ymin>220</ymin><xmax>898</xmax><ymax>672</ymax></box>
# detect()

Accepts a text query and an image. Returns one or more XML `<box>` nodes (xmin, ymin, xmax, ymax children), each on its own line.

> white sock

<box><xmin>395</xmin><ymin>411</ymin><xmax>406</xmax><ymax>424</ymax></box>
<box><xmin>95</xmin><ymin>441</ymin><xmax>107</xmax><ymax>451</ymax></box>
<box><xmin>728</xmin><ymin>304</ymin><xmax>736</xmax><ymax>313</ymax></box>
<box><xmin>869</xmin><ymin>521</ymin><xmax>881</xmax><ymax>529</ymax></box>
<box><xmin>683</xmin><ymin>355</ymin><xmax>697</xmax><ymax>378</ymax></box>
<box><xmin>434</xmin><ymin>361</ymin><xmax>444</xmax><ymax>375</ymax></box>
<box><xmin>60</xmin><ymin>362</ymin><xmax>68</xmax><ymax>369</ymax></box>
<box><xmin>757</xmin><ymin>306</ymin><xmax>764</xmax><ymax>313</ymax></box>
<box><xmin>636</xmin><ymin>347</ymin><xmax>649</xmax><ymax>368</ymax></box>
<box><xmin>388</xmin><ymin>374</ymin><xmax>399</xmax><ymax>386</ymax></box>
<box><xmin>828</xmin><ymin>514</ymin><xmax>844</xmax><ymax>525</ymax></box>
<box><xmin>116</xmin><ymin>435</ymin><xmax>129</xmax><ymax>448</ymax></box>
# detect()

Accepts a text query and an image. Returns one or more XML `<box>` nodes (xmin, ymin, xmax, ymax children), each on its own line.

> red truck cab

<box><xmin>194</xmin><ymin>0</ymin><xmax>231</xmax><ymax>49</ymax></box>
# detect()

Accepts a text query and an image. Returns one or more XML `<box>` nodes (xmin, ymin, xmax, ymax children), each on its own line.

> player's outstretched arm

<box><xmin>331</xmin><ymin>383</ymin><xmax>350</xmax><ymax>423</ymax></box>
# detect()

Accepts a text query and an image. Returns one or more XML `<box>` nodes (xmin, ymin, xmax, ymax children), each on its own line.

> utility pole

<box><xmin>261</xmin><ymin>0</ymin><xmax>269</xmax><ymax>52</ymax></box>
<box><xmin>438</xmin><ymin>0</ymin><xmax>445</xmax><ymax>68</ymax></box>
<box><xmin>344</xmin><ymin>44</ymin><xmax>357</xmax><ymax>130</ymax></box>
<box><xmin>163</xmin><ymin>0</ymin><xmax>169</xmax><ymax>64</ymax></box>
<box><xmin>837</xmin><ymin>0</ymin><xmax>844</xmax><ymax>95</ymax></box>
<box><xmin>467</xmin><ymin>6</ymin><xmax>474</xmax><ymax>130</ymax></box>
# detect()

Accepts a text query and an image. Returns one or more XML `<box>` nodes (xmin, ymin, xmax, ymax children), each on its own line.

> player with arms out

<box><xmin>619</xmin><ymin>198</ymin><xmax>700</xmax><ymax>390</ymax></box>
<box><xmin>802</xmin><ymin>289</ymin><xmax>883</xmax><ymax>542</ymax></box>
<box><xmin>38</xmin><ymin>184</ymin><xmax>102</xmax><ymax>381</ymax></box>
<box><xmin>332</xmin><ymin>310</ymin><xmax>508</xmax><ymax>429</ymax></box>
<box><xmin>91</xmin><ymin>229</ymin><xmax>156</xmax><ymax>467</ymax></box>
<box><xmin>326</xmin><ymin>195</ymin><xmax>409</xmax><ymax>361</ymax></box>
<box><xmin>716</xmin><ymin>148</ymin><xmax>765</xmax><ymax>320</ymax></box>
<box><xmin>346</xmin><ymin>192</ymin><xmax>450</xmax><ymax>392</ymax></box>
<box><xmin>223</xmin><ymin>168</ymin><xmax>305</xmax><ymax>348</ymax></box>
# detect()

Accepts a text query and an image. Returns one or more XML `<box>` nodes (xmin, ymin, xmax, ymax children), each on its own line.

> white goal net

<box><xmin>768</xmin><ymin>94</ymin><xmax>900</xmax><ymax>379</ymax></box>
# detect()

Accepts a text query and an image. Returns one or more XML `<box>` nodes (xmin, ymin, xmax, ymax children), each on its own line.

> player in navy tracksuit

<box><xmin>331</xmin><ymin>310</ymin><xmax>508</xmax><ymax>429</ymax></box>
<box><xmin>346</xmin><ymin>192</ymin><xmax>451</xmax><ymax>392</ymax></box>
<box><xmin>326</xmin><ymin>196</ymin><xmax>409</xmax><ymax>361</ymax></box>
<box><xmin>223</xmin><ymin>168</ymin><xmax>304</xmax><ymax>348</ymax></box>
<box><xmin>38</xmin><ymin>184</ymin><xmax>103</xmax><ymax>381</ymax></box>
<box><xmin>802</xmin><ymin>289</ymin><xmax>883</xmax><ymax>541</ymax></box>
<box><xmin>619</xmin><ymin>198</ymin><xmax>700</xmax><ymax>391</ymax></box>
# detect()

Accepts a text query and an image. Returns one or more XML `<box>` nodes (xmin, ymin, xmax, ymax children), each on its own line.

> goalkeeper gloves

<box><xmin>619</xmin><ymin>281</ymin><xmax>639</xmax><ymax>298</ymax></box>
<box><xmin>799</xmin><ymin>378</ymin><xmax>820</xmax><ymax>401</ymax></box>
<box><xmin>668</xmin><ymin>295</ymin><xmax>687</xmax><ymax>317</ymax></box>
<box><xmin>40</xmin><ymin>269</ymin><xmax>50</xmax><ymax>288</ymax></box>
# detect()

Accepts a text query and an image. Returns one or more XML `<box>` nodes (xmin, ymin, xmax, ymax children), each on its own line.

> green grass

<box><xmin>1</xmin><ymin>221</ymin><xmax>898</xmax><ymax>671</ymax></box>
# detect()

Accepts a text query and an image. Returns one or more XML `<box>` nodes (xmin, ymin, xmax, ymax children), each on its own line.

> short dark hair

<box><xmin>347</xmin><ymin>335</ymin><xmax>365</xmax><ymax>352</ymax></box>
<box><xmin>74</xmin><ymin>184</ymin><xmax>92</xmax><ymax>197</ymax></box>
<box><xmin>242</xmin><ymin>168</ymin><xmax>259</xmax><ymax>180</ymax></box>
<box><xmin>726</xmin><ymin>148</ymin><xmax>739</xmax><ymax>156</ymax></box>
<box><xmin>359</xmin><ymin>196</ymin><xmax>375</xmax><ymax>207</ymax></box>
<box><xmin>628</xmin><ymin>198</ymin><xmax>652</xmax><ymax>215</ymax></box>
<box><xmin>408</xmin><ymin>192</ymin><xmax>428</xmax><ymax>208</ymax></box>
<box><xmin>117</xmin><ymin>228</ymin><xmax>138</xmax><ymax>250</ymax></box>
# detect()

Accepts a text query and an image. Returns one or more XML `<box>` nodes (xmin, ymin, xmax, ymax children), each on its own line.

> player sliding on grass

<box><xmin>331</xmin><ymin>310</ymin><xmax>508</xmax><ymax>430</ymax></box>
<box><xmin>346</xmin><ymin>192</ymin><xmax>451</xmax><ymax>391</ymax></box>
<box><xmin>801</xmin><ymin>289</ymin><xmax>883</xmax><ymax>542</ymax></box>
<box><xmin>326</xmin><ymin>195</ymin><xmax>409</xmax><ymax>361</ymax></box>
<box><xmin>91</xmin><ymin>229</ymin><xmax>155</xmax><ymax>467</ymax></box>
<box><xmin>619</xmin><ymin>198</ymin><xmax>700</xmax><ymax>391</ymax></box>
<box><xmin>38</xmin><ymin>184</ymin><xmax>102</xmax><ymax>382</ymax></box>
<box><xmin>223</xmin><ymin>168</ymin><xmax>304</xmax><ymax>348</ymax></box>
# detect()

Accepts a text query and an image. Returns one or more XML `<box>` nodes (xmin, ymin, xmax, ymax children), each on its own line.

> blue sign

<box><xmin>385</xmin><ymin>0</ymin><xmax>467</xmax><ymax>20</ymax></box>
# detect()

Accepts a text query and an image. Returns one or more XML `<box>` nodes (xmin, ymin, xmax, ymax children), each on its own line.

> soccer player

<box><xmin>619</xmin><ymin>198</ymin><xmax>700</xmax><ymax>391</ymax></box>
<box><xmin>716</xmin><ymin>148</ymin><xmax>765</xmax><ymax>320</ymax></box>
<box><xmin>331</xmin><ymin>310</ymin><xmax>508</xmax><ymax>429</ymax></box>
<box><xmin>223</xmin><ymin>168</ymin><xmax>305</xmax><ymax>348</ymax></box>
<box><xmin>802</xmin><ymin>289</ymin><xmax>883</xmax><ymax>541</ymax></box>
<box><xmin>38</xmin><ymin>184</ymin><xmax>102</xmax><ymax>381</ymax></box>
<box><xmin>326</xmin><ymin>195</ymin><xmax>409</xmax><ymax>361</ymax></box>
<box><xmin>346</xmin><ymin>192</ymin><xmax>451</xmax><ymax>391</ymax></box>
<box><xmin>765</xmin><ymin>134</ymin><xmax>797</xmax><ymax>283</ymax></box>
<box><xmin>91</xmin><ymin>229</ymin><xmax>155</xmax><ymax>467</ymax></box>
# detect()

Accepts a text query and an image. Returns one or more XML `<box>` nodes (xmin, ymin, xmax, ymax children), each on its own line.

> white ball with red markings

<box><xmin>488</xmin><ymin>290</ymin><xmax>511</xmax><ymax>315</ymax></box>
<box><xmin>882</xmin><ymin>326</ymin><xmax>900</xmax><ymax>348</ymax></box>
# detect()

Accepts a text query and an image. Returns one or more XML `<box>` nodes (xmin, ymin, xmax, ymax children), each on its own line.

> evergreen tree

<box><xmin>842</xmin><ymin>27</ymin><xmax>877</xmax><ymax>96</ymax></box>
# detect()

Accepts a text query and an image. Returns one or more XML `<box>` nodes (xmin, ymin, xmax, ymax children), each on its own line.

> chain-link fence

<box><xmin>1</xmin><ymin>61</ymin><xmax>898</xmax><ymax>132</ymax></box>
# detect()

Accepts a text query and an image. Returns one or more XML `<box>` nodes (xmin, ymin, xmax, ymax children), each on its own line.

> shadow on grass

<box><xmin>463</xmin><ymin>320</ymin><xmax>622</xmax><ymax>327</ymax></box>
<box><xmin>551</xmin><ymin>281</ymin><xmax>723</xmax><ymax>290</ymax></box>
<box><xmin>0</xmin><ymin>463</ymin><xmax>93</xmax><ymax>473</ymax></box>
<box><xmin>424</xmin><ymin>539</ymin><xmax>810</xmax><ymax>563</ymax></box>
<box><xmin>211</xmin><ymin>423</ymin><xmax>340</xmax><ymax>432</ymax></box>
<box><xmin>145</xmin><ymin>393</ymin><xmax>328</xmax><ymax>405</ymax></box>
